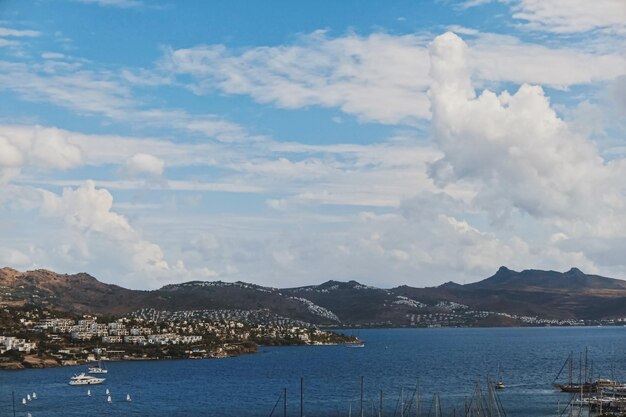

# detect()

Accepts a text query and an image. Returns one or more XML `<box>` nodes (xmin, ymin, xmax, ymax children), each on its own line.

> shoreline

<box><xmin>0</xmin><ymin>340</ymin><xmax>353</xmax><ymax>371</ymax></box>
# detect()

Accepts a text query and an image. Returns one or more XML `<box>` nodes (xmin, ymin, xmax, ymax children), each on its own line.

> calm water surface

<box><xmin>1</xmin><ymin>327</ymin><xmax>625</xmax><ymax>416</ymax></box>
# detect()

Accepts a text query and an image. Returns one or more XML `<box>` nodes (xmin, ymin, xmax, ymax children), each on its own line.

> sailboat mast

<box><xmin>578</xmin><ymin>352</ymin><xmax>582</xmax><ymax>385</ymax></box>
<box><xmin>568</xmin><ymin>351</ymin><xmax>573</xmax><ymax>386</ymax></box>
<box><xmin>585</xmin><ymin>346</ymin><xmax>590</xmax><ymax>382</ymax></box>
<box><xmin>360</xmin><ymin>376</ymin><xmax>364</xmax><ymax>417</ymax></box>
<box><xmin>300</xmin><ymin>377</ymin><xmax>304</xmax><ymax>417</ymax></box>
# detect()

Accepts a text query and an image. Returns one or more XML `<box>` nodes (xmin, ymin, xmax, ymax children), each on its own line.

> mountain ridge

<box><xmin>2</xmin><ymin>266</ymin><xmax>626</xmax><ymax>325</ymax></box>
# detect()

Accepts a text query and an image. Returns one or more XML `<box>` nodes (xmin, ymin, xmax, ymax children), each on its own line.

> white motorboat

<box><xmin>69</xmin><ymin>373</ymin><xmax>106</xmax><ymax>386</ymax></box>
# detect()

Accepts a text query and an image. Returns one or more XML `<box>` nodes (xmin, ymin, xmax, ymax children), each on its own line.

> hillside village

<box><xmin>0</xmin><ymin>306</ymin><xmax>355</xmax><ymax>369</ymax></box>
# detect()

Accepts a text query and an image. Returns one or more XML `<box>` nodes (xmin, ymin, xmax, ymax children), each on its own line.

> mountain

<box><xmin>2</xmin><ymin>266</ymin><xmax>626</xmax><ymax>326</ymax></box>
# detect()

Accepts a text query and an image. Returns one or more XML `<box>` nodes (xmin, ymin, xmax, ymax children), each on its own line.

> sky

<box><xmin>0</xmin><ymin>0</ymin><xmax>625</xmax><ymax>290</ymax></box>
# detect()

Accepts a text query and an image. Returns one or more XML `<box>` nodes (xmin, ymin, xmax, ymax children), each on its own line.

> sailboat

<box><xmin>27</xmin><ymin>394</ymin><xmax>31</xmax><ymax>401</ymax></box>
<box><xmin>107</xmin><ymin>394</ymin><xmax>112</xmax><ymax>403</ymax></box>
<box><xmin>87</xmin><ymin>389</ymin><xmax>91</xmax><ymax>397</ymax></box>
<box><xmin>32</xmin><ymin>392</ymin><xmax>37</xmax><ymax>400</ymax></box>
<box><xmin>126</xmin><ymin>394</ymin><xmax>132</xmax><ymax>402</ymax></box>
<box><xmin>88</xmin><ymin>359</ymin><xmax>108</xmax><ymax>374</ymax></box>
<box><xmin>22</xmin><ymin>398</ymin><xmax>26</xmax><ymax>405</ymax></box>
<box><xmin>553</xmin><ymin>351</ymin><xmax>595</xmax><ymax>393</ymax></box>
<box><xmin>495</xmin><ymin>364</ymin><xmax>505</xmax><ymax>389</ymax></box>
<box><xmin>106</xmin><ymin>388</ymin><xmax>110</xmax><ymax>395</ymax></box>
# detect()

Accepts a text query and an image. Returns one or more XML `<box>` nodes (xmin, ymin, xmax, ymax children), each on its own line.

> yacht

<box><xmin>69</xmin><ymin>373</ymin><xmax>106</xmax><ymax>386</ymax></box>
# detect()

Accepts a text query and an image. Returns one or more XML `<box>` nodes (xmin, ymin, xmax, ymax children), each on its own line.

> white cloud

<box><xmin>459</xmin><ymin>0</ymin><xmax>626</xmax><ymax>34</ymax></box>
<box><xmin>0</xmin><ymin>39</ymin><xmax>18</xmax><ymax>48</ymax></box>
<box><xmin>0</xmin><ymin>126</ymin><xmax>83</xmax><ymax>184</ymax></box>
<box><xmin>0</xmin><ymin>61</ymin><xmax>134</xmax><ymax>119</ymax></box>
<box><xmin>0</xmin><ymin>59</ymin><xmax>256</xmax><ymax>143</ymax></box>
<box><xmin>123</xmin><ymin>153</ymin><xmax>165</xmax><ymax>177</ymax></box>
<box><xmin>164</xmin><ymin>30</ymin><xmax>625</xmax><ymax>124</ymax></box>
<box><xmin>0</xmin><ymin>247</ymin><xmax>31</xmax><ymax>266</ymax></box>
<box><xmin>428</xmin><ymin>32</ymin><xmax>626</xmax><ymax>250</ymax></box>
<box><xmin>0</xmin><ymin>27</ymin><xmax>40</xmax><ymax>37</ymax></box>
<box><xmin>0</xmin><ymin>137</ymin><xmax>24</xmax><ymax>168</ymax></box>
<box><xmin>511</xmin><ymin>0</ymin><xmax>626</xmax><ymax>34</ymax></box>
<box><xmin>39</xmin><ymin>181</ymin><xmax>171</xmax><ymax>285</ymax></box>
<box><xmin>41</xmin><ymin>52</ymin><xmax>66</xmax><ymax>60</ymax></box>
<box><xmin>165</xmin><ymin>31</ymin><xmax>433</xmax><ymax>124</ymax></box>
<box><xmin>73</xmin><ymin>0</ymin><xmax>143</xmax><ymax>8</ymax></box>
<box><xmin>467</xmin><ymin>33</ymin><xmax>626</xmax><ymax>88</ymax></box>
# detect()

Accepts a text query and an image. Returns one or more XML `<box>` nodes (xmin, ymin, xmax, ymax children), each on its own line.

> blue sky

<box><xmin>0</xmin><ymin>0</ymin><xmax>625</xmax><ymax>289</ymax></box>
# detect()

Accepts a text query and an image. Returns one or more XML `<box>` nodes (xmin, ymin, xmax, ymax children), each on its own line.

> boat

<box><xmin>69</xmin><ymin>373</ymin><xmax>106</xmax><ymax>386</ymax></box>
<box><xmin>346</xmin><ymin>343</ymin><xmax>365</xmax><ymax>348</ymax></box>
<box><xmin>87</xmin><ymin>389</ymin><xmax>91</xmax><ymax>396</ymax></box>
<box><xmin>31</xmin><ymin>392</ymin><xmax>36</xmax><ymax>400</ymax></box>
<box><xmin>107</xmin><ymin>394</ymin><xmax>112</xmax><ymax>403</ymax></box>
<box><xmin>88</xmin><ymin>360</ymin><xmax>108</xmax><ymax>374</ymax></box>
<box><xmin>553</xmin><ymin>351</ymin><xmax>596</xmax><ymax>393</ymax></box>
<box><xmin>126</xmin><ymin>394</ymin><xmax>132</xmax><ymax>402</ymax></box>
<box><xmin>495</xmin><ymin>363</ymin><xmax>505</xmax><ymax>389</ymax></box>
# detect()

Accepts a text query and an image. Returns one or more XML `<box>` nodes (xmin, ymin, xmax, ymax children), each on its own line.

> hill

<box><xmin>2</xmin><ymin>266</ymin><xmax>626</xmax><ymax>326</ymax></box>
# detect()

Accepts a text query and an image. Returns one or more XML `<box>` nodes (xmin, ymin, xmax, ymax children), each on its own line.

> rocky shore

<box><xmin>0</xmin><ymin>354</ymin><xmax>62</xmax><ymax>370</ymax></box>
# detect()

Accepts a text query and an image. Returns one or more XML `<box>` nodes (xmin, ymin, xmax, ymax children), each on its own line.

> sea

<box><xmin>1</xmin><ymin>327</ymin><xmax>625</xmax><ymax>416</ymax></box>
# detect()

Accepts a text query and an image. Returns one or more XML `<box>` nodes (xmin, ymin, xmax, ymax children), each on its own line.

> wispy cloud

<box><xmin>0</xmin><ymin>27</ymin><xmax>41</xmax><ymax>37</ymax></box>
<box><xmin>72</xmin><ymin>0</ymin><xmax>144</xmax><ymax>9</ymax></box>
<box><xmin>511</xmin><ymin>0</ymin><xmax>626</xmax><ymax>34</ymax></box>
<box><xmin>164</xmin><ymin>30</ymin><xmax>433</xmax><ymax>124</ymax></box>
<box><xmin>164</xmin><ymin>29</ymin><xmax>626</xmax><ymax>124</ymax></box>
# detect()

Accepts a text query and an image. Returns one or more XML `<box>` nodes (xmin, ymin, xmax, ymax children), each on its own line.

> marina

<box><xmin>1</xmin><ymin>327</ymin><xmax>624</xmax><ymax>416</ymax></box>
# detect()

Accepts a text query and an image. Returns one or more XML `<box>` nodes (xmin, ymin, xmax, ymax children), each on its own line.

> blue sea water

<box><xmin>1</xmin><ymin>327</ymin><xmax>625</xmax><ymax>416</ymax></box>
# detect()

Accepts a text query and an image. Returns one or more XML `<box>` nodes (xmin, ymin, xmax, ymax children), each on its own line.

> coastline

<box><xmin>0</xmin><ymin>340</ymin><xmax>356</xmax><ymax>371</ymax></box>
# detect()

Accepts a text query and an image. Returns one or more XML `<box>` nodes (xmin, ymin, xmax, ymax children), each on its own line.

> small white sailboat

<box><xmin>27</xmin><ymin>394</ymin><xmax>31</xmax><ymax>401</ymax></box>
<box><xmin>106</xmin><ymin>388</ymin><xmax>110</xmax><ymax>395</ymax></box>
<box><xmin>87</xmin><ymin>389</ymin><xmax>91</xmax><ymax>397</ymax></box>
<box><xmin>126</xmin><ymin>393</ymin><xmax>132</xmax><ymax>402</ymax></box>
<box><xmin>22</xmin><ymin>397</ymin><xmax>26</xmax><ymax>405</ymax></box>
<box><xmin>27</xmin><ymin>413</ymin><xmax>32</xmax><ymax>417</ymax></box>
<box><xmin>32</xmin><ymin>392</ymin><xmax>37</xmax><ymax>400</ymax></box>
<box><xmin>107</xmin><ymin>394</ymin><xmax>112</xmax><ymax>404</ymax></box>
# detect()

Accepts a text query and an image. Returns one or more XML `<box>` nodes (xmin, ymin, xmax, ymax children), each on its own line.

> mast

<box><xmin>284</xmin><ymin>388</ymin><xmax>287</xmax><ymax>417</ymax></box>
<box><xmin>585</xmin><ymin>346</ymin><xmax>591</xmax><ymax>383</ymax></box>
<box><xmin>568</xmin><ymin>351</ymin><xmax>573</xmax><ymax>387</ymax></box>
<box><xmin>300</xmin><ymin>377</ymin><xmax>304</xmax><ymax>417</ymax></box>
<box><xmin>380</xmin><ymin>389</ymin><xmax>383</xmax><ymax>417</ymax></box>
<box><xmin>578</xmin><ymin>352</ymin><xmax>582</xmax><ymax>386</ymax></box>
<box><xmin>360</xmin><ymin>376</ymin><xmax>364</xmax><ymax>417</ymax></box>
